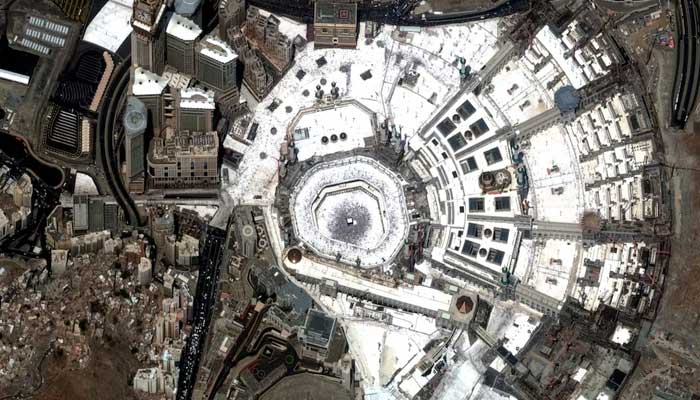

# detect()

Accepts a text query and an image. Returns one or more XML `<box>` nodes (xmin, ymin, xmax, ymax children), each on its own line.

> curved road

<box><xmin>96</xmin><ymin>56</ymin><xmax>143</xmax><ymax>227</ymax></box>
<box><xmin>671</xmin><ymin>0</ymin><xmax>700</xmax><ymax>128</ymax></box>
<box><xmin>247</xmin><ymin>0</ymin><xmax>529</xmax><ymax>26</ymax></box>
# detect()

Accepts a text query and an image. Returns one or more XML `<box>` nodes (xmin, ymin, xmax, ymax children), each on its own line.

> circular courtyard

<box><xmin>290</xmin><ymin>156</ymin><xmax>409</xmax><ymax>268</ymax></box>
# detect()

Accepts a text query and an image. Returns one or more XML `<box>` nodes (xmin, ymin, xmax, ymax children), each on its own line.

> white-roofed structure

<box><xmin>535</xmin><ymin>25</ymin><xmax>588</xmax><ymax>89</ymax></box>
<box><xmin>166</xmin><ymin>13</ymin><xmax>202</xmax><ymax>41</ymax></box>
<box><xmin>285</xmin><ymin>256</ymin><xmax>453</xmax><ymax>315</ymax></box>
<box><xmin>198</xmin><ymin>35</ymin><xmax>237</xmax><ymax>64</ymax></box>
<box><xmin>132</xmin><ymin>67</ymin><xmax>168</xmax><ymax>96</ymax></box>
<box><xmin>0</xmin><ymin>69</ymin><xmax>30</xmax><ymax>85</ymax></box>
<box><xmin>179</xmin><ymin>86</ymin><xmax>215</xmax><ymax>110</ymax></box>
<box><xmin>166</xmin><ymin>14</ymin><xmax>201</xmax><ymax>75</ymax></box>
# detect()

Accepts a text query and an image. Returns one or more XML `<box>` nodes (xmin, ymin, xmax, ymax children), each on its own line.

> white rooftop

<box><xmin>166</xmin><ymin>13</ymin><xmax>202</xmax><ymax>42</ymax></box>
<box><xmin>256</xmin><ymin>7</ymin><xmax>307</xmax><ymax>40</ymax></box>
<box><xmin>285</xmin><ymin>256</ymin><xmax>453</xmax><ymax>313</ymax></box>
<box><xmin>292</xmin><ymin>102</ymin><xmax>376</xmax><ymax>161</ymax></box>
<box><xmin>82</xmin><ymin>0</ymin><xmax>133</xmax><ymax>52</ymax></box>
<box><xmin>536</xmin><ymin>25</ymin><xmax>588</xmax><ymax>89</ymax></box>
<box><xmin>179</xmin><ymin>86</ymin><xmax>215</xmax><ymax>110</ymax></box>
<box><xmin>199</xmin><ymin>35</ymin><xmax>238</xmax><ymax>64</ymax></box>
<box><xmin>132</xmin><ymin>67</ymin><xmax>168</xmax><ymax>96</ymax></box>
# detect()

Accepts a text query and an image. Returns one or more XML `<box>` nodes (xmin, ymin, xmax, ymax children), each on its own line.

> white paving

<box><xmin>221</xmin><ymin>22</ymin><xmax>499</xmax><ymax>204</ymax></box>
<box><xmin>82</xmin><ymin>0</ymin><xmax>133</xmax><ymax>52</ymax></box>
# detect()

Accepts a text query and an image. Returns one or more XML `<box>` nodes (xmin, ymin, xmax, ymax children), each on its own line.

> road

<box><xmin>205</xmin><ymin>304</ymin><xmax>270</xmax><ymax>399</ymax></box>
<box><xmin>671</xmin><ymin>0</ymin><xmax>700</xmax><ymax>128</ymax></box>
<box><xmin>247</xmin><ymin>0</ymin><xmax>529</xmax><ymax>26</ymax></box>
<box><xmin>176</xmin><ymin>225</ymin><xmax>227</xmax><ymax>400</ymax></box>
<box><xmin>96</xmin><ymin>56</ymin><xmax>143</xmax><ymax>227</ymax></box>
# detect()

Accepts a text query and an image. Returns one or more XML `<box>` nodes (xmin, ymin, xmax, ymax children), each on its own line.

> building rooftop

<box><xmin>302</xmin><ymin>309</ymin><xmax>336</xmax><ymax>349</ymax></box>
<box><xmin>179</xmin><ymin>86</ymin><xmax>215</xmax><ymax>110</ymax></box>
<box><xmin>150</xmin><ymin>130</ymin><xmax>218</xmax><ymax>164</ymax></box>
<box><xmin>198</xmin><ymin>35</ymin><xmax>238</xmax><ymax>64</ymax></box>
<box><xmin>314</xmin><ymin>1</ymin><xmax>357</xmax><ymax>25</ymax></box>
<box><xmin>256</xmin><ymin>7</ymin><xmax>307</xmax><ymax>40</ymax></box>
<box><xmin>166</xmin><ymin>13</ymin><xmax>202</xmax><ymax>42</ymax></box>
<box><xmin>132</xmin><ymin>67</ymin><xmax>168</xmax><ymax>96</ymax></box>
<box><xmin>124</xmin><ymin>96</ymin><xmax>148</xmax><ymax>137</ymax></box>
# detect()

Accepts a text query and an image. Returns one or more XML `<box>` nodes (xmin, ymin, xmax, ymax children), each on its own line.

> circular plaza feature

<box><xmin>290</xmin><ymin>156</ymin><xmax>409</xmax><ymax>268</ymax></box>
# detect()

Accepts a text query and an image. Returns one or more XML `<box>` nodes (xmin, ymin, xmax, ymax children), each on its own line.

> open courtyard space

<box><xmin>290</xmin><ymin>156</ymin><xmax>408</xmax><ymax>268</ymax></box>
<box><xmin>1</xmin><ymin>0</ymin><xmax>692</xmax><ymax>398</ymax></box>
<box><xmin>291</xmin><ymin>101</ymin><xmax>377</xmax><ymax>162</ymax></box>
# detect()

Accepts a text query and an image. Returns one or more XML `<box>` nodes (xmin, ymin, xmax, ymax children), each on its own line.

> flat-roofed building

<box><xmin>175</xmin><ymin>86</ymin><xmax>214</xmax><ymax>133</ymax></box>
<box><xmin>166</xmin><ymin>14</ymin><xmax>201</xmax><ymax>75</ymax></box>
<box><xmin>147</xmin><ymin>129</ymin><xmax>219</xmax><ymax>189</ymax></box>
<box><xmin>313</xmin><ymin>0</ymin><xmax>358</xmax><ymax>49</ymax></box>
<box><xmin>124</xmin><ymin>96</ymin><xmax>148</xmax><ymax>193</ymax></box>
<box><xmin>195</xmin><ymin>34</ymin><xmax>239</xmax><ymax>111</ymax></box>
<box><xmin>131</xmin><ymin>0</ymin><xmax>167</xmax><ymax>74</ymax></box>
<box><xmin>132</xmin><ymin>67</ymin><xmax>168</xmax><ymax>134</ymax></box>
<box><xmin>73</xmin><ymin>194</ymin><xmax>89</xmax><ymax>232</ymax></box>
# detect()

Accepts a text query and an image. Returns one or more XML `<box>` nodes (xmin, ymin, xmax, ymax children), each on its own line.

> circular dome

<box><xmin>287</xmin><ymin>248</ymin><xmax>303</xmax><ymax>264</ymax></box>
<box><xmin>483</xmin><ymin>228</ymin><xmax>493</xmax><ymax>238</ymax></box>
<box><xmin>321</xmin><ymin>136</ymin><xmax>329</xmax><ymax>144</ymax></box>
<box><xmin>456</xmin><ymin>296</ymin><xmax>474</xmax><ymax>314</ymax></box>
<box><xmin>242</xmin><ymin>225</ymin><xmax>255</xmax><ymax>238</ymax></box>
<box><xmin>452</xmin><ymin>114</ymin><xmax>461</xmax><ymax>123</ymax></box>
<box><xmin>478</xmin><ymin>248</ymin><xmax>488</xmax><ymax>257</ymax></box>
<box><xmin>479</xmin><ymin>171</ymin><xmax>495</xmax><ymax>186</ymax></box>
<box><xmin>330</xmin><ymin>134</ymin><xmax>338</xmax><ymax>142</ymax></box>
<box><xmin>340</xmin><ymin>132</ymin><xmax>348</xmax><ymax>140</ymax></box>
<box><xmin>554</xmin><ymin>85</ymin><xmax>580</xmax><ymax>113</ymax></box>
<box><xmin>271</xmin><ymin>127</ymin><xmax>278</xmax><ymax>135</ymax></box>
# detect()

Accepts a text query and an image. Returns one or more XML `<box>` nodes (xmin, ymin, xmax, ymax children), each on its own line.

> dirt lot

<box><xmin>32</xmin><ymin>336</ymin><xmax>142</xmax><ymax>400</ymax></box>
<box><xmin>621</xmin><ymin>114</ymin><xmax>700</xmax><ymax>398</ymax></box>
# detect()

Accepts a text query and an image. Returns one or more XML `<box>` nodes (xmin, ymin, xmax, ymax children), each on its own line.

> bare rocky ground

<box><xmin>621</xmin><ymin>49</ymin><xmax>700</xmax><ymax>397</ymax></box>
<box><xmin>32</xmin><ymin>337</ymin><xmax>141</xmax><ymax>400</ymax></box>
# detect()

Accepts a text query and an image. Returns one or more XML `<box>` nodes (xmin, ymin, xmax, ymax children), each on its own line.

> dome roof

<box><xmin>456</xmin><ymin>296</ymin><xmax>474</xmax><ymax>314</ymax></box>
<box><xmin>287</xmin><ymin>248</ymin><xmax>303</xmax><ymax>264</ymax></box>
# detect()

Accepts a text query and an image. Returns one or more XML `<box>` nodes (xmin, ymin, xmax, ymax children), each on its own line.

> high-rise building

<box><xmin>133</xmin><ymin>368</ymin><xmax>165</xmax><ymax>394</ymax></box>
<box><xmin>165</xmin><ymin>14</ymin><xmax>201</xmax><ymax>75</ymax></box>
<box><xmin>131</xmin><ymin>0</ymin><xmax>167</xmax><ymax>74</ymax></box>
<box><xmin>132</xmin><ymin>67</ymin><xmax>168</xmax><ymax>135</ymax></box>
<box><xmin>147</xmin><ymin>129</ymin><xmax>219</xmax><ymax>189</ymax></box>
<box><xmin>195</xmin><ymin>35</ymin><xmax>238</xmax><ymax>92</ymax></box>
<box><xmin>241</xmin><ymin>48</ymin><xmax>271</xmax><ymax>100</ymax></box>
<box><xmin>138</xmin><ymin>257</ymin><xmax>153</xmax><ymax>285</ymax></box>
<box><xmin>175</xmin><ymin>86</ymin><xmax>215</xmax><ymax>133</ymax></box>
<box><xmin>103</xmin><ymin>202</ymin><xmax>121</xmax><ymax>233</ymax></box>
<box><xmin>123</xmin><ymin>96</ymin><xmax>148</xmax><ymax>194</ymax></box>
<box><xmin>243</xmin><ymin>6</ymin><xmax>297</xmax><ymax>72</ymax></box>
<box><xmin>88</xmin><ymin>197</ymin><xmax>105</xmax><ymax>232</ymax></box>
<box><xmin>73</xmin><ymin>195</ymin><xmax>89</xmax><ymax>232</ymax></box>
<box><xmin>51</xmin><ymin>249</ymin><xmax>69</xmax><ymax>275</ymax></box>
<box><xmin>218</xmin><ymin>0</ymin><xmax>245</xmax><ymax>39</ymax></box>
